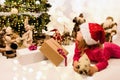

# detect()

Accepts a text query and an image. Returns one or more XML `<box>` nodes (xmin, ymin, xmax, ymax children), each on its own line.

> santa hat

<box><xmin>80</xmin><ymin>23</ymin><xmax>105</xmax><ymax>45</ymax></box>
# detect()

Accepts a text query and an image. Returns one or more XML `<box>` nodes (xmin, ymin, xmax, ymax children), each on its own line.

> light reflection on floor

<box><xmin>0</xmin><ymin>43</ymin><xmax>87</xmax><ymax>80</ymax></box>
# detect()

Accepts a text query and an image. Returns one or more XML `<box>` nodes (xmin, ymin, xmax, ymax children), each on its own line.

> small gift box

<box><xmin>17</xmin><ymin>46</ymin><xmax>45</xmax><ymax>65</ymax></box>
<box><xmin>40</xmin><ymin>38</ymin><xmax>68</xmax><ymax>66</ymax></box>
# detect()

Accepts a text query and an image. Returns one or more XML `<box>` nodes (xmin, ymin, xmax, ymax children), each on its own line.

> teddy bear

<box><xmin>4</xmin><ymin>42</ymin><xmax>18</xmax><ymax>58</ymax></box>
<box><xmin>76</xmin><ymin>53</ymin><xmax>90</xmax><ymax>75</ymax></box>
<box><xmin>101</xmin><ymin>16</ymin><xmax>117</xmax><ymax>42</ymax></box>
<box><xmin>62</xmin><ymin>25</ymin><xmax>71</xmax><ymax>45</ymax></box>
<box><xmin>72</xmin><ymin>13</ymin><xmax>86</xmax><ymax>40</ymax></box>
<box><xmin>0</xmin><ymin>26</ymin><xmax>18</xmax><ymax>58</ymax></box>
<box><xmin>73</xmin><ymin>13</ymin><xmax>86</xmax><ymax>25</ymax></box>
<box><xmin>0</xmin><ymin>27</ymin><xmax>6</xmax><ymax>48</ymax></box>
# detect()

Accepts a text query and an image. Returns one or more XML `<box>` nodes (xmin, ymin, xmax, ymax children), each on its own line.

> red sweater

<box><xmin>73</xmin><ymin>41</ymin><xmax>114</xmax><ymax>71</ymax></box>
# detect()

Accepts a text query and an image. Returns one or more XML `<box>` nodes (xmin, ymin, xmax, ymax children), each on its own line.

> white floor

<box><xmin>0</xmin><ymin>42</ymin><xmax>120</xmax><ymax>80</ymax></box>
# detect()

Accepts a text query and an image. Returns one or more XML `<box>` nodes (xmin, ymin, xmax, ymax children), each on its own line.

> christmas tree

<box><xmin>0</xmin><ymin>0</ymin><xmax>51</xmax><ymax>38</ymax></box>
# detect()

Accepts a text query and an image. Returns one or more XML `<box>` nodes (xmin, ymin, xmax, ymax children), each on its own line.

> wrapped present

<box><xmin>17</xmin><ymin>47</ymin><xmax>45</xmax><ymax>65</ymax></box>
<box><xmin>40</xmin><ymin>38</ymin><xmax>68</xmax><ymax>66</ymax></box>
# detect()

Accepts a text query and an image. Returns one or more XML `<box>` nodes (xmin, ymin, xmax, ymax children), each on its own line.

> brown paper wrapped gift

<box><xmin>40</xmin><ymin>38</ymin><xmax>68</xmax><ymax>66</ymax></box>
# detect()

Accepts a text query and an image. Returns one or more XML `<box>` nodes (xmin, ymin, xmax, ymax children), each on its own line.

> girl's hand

<box><xmin>88</xmin><ymin>65</ymin><xmax>98</xmax><ymax>76</ymax></box>
<box><xmin>73</xmin><ymin>61</ymin><xmax>79</xmax><ymax>72</ymax></box>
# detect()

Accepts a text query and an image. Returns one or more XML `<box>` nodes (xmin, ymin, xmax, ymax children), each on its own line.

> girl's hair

<box><xmin>76</xmin><ymin>38</ymin><xmax>87</xmax><ymax>50</ymax></box>
<box><xmin>77</xmin><ymin>38</ymin><xmax>101</xmax><ymax>49</ymax></box>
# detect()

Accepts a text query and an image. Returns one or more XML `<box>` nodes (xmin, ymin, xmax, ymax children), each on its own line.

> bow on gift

<box><xmin>57</xmin><ymin>48</ymin><xmax>67</xmax><ymax>66</ymax></box>
<box><xmin>29</xmin><ymin>45</ymin><xmax>37</xmax><ymax>51</ymax></box>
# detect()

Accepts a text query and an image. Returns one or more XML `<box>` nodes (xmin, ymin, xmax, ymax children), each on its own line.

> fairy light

<box><xmin>22</xmin><ymin>66</ymin><xmax>27</xmax><ymax>71</ymax></box>
<box><xmin>13</xmin><ymin>60</ymin><xmax>19</xmax><ymax>64</ymax></box>
<box><xmin>35</xmin><ymin>0</ymin><xmax>40</xmax><ymax>5</ymax></box>
<box><xmin>28</xmin><ymin>68</ymin><xmax>34</xmax><ymax>73</ymax></box>
<box><xmin>13</xmin><ymin>76</ymin><xmax>18</xmax><ymax>80</ymax></box>
<box><xmin>13</xmin><ymin>66</ymin><xmax>18</xmax><ymax>71</ymax></box>
<box><xmin>35</xmin><ymin>71</ymin><xmax>42</xmax><ymax>80</ymax></box>
<box><xmin>22</xmin><ymin>77</ymin><xmax>27</xmax><ymax>80</ymax></box>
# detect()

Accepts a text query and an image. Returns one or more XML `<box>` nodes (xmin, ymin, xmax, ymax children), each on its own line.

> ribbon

<box><xmin>29</xmin><ymin>45</ymin><xmax>37</xmax><ymax>51</ymax></box>
<box><xmin>57</xmin><ymin>48</ymin><xmax>67</xmax><ymax>66</ymax></box>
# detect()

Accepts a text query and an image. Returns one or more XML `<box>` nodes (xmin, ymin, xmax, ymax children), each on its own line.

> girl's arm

<box><xmin>88</xmin><ymin>54</ymin><xmax>108</xmax><ymax>76</ymax></box>
<box><xmin>96</xmin><ymin>60</ymin><xmax>108</xmax><ymax>71</ymax></box>
<box><xmin>73</xmin><ymin>41</ymin><xmax>81</xmax><ymax>73</ymax></box>
<box><xmin>73</xmin><ymin>41</ymin><xmax>81</xmax><ymax>61</ymax></box>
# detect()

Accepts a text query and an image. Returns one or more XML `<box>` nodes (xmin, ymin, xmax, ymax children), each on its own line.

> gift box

<box><xmin>40</xmin><ymin>38</ymin><xmax>68</xmax><ymax>66</ymax></box>
<box><xmin>17</xmin><ymin>47</ymin><xmax>45</xmax><ymax>65</ymax></box>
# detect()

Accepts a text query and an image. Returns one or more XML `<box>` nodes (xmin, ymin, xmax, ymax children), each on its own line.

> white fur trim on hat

<box><xmin>80</xmin><ymin>23</ymin><xmax>98</xmax><ymax>45</ymax></box>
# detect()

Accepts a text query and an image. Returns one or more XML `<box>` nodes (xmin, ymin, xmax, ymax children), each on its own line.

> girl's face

<box><xmin>76</xmin><ymin>31</ymin><xmax>86</xmax><ymax>49</ymax></box>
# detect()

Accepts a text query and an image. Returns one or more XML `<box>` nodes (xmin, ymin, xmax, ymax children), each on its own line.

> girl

<box><xmin>73</xmin><ymin>23</ymin><xmax>120</xmax><ymax>76</ymax></box>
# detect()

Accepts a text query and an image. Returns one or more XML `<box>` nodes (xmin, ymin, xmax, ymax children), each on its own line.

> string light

<box><xmin>35</xmin><ymin>0</ymin><xmax>40</xmax><ymax>5</ymax></box>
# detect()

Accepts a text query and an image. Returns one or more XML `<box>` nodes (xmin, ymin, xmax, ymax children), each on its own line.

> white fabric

<box><xmin>80</xmin><ymin>23</ymin><xmax>98</xmax><ymax>45</ymax></box>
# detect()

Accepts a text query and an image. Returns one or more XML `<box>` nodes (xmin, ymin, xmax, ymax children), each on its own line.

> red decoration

<box><xmin>28</xmin><ymin>44</ymin><xmax>37</xmax><ymax>51</ymax></box>
<box><xmin>57</xmin><ymin>48</ymin><xmax>67</xmax><ymax>66</ymax></box>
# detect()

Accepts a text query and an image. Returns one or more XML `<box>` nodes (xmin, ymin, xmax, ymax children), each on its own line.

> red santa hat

<box><xmin>80</xmin><ymin>23</ymin><xmax>105</xmax><ymax>45</ymax></box>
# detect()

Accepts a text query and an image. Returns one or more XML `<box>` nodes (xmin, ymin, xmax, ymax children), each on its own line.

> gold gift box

<box><xmin>40</xmin><ymin>38</ymin><xmax>68</xmax><ymax>66</ymax></box>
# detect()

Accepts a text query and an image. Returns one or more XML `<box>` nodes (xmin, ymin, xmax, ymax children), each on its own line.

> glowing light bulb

<box><xmin>36</xmin><ymin>0</ymin><xmax>40</xmax><ymax>5</ymax></box>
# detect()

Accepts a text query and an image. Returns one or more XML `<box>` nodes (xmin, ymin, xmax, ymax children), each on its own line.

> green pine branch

<box><xmin>0</xmin><ymin>0</ymin><xmax>51</xmax><ymax>39</ymax></box>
